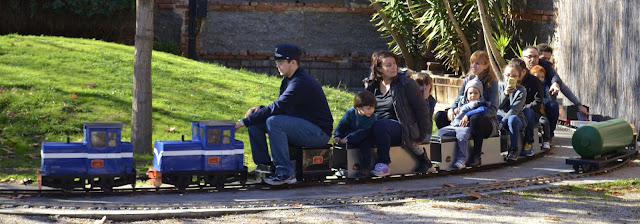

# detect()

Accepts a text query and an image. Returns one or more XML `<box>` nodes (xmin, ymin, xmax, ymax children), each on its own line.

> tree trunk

<box><xmin>371</xmin><ymin>1</ymin><xmax>416</xmax><ymax>70</ymax></box>
<box><xmin>132</xmin><ymin>0</ymin><xmax>154</xmax><ymax>154</ymax></box>
<box><xmin>443</xmin><ymin>0</ymin><xmax>470</xmax><ymax>75</ymax></box>
<box><xmin>476</xmin><ymin>0</ymin><xmax>506</xmax><ymax>81</ymax></box>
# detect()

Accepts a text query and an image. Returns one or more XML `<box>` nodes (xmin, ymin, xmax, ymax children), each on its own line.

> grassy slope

<box><xmin>0</xmin><ymin>34</ymin><xmax>354</xmax><ymax>179</ymax></box>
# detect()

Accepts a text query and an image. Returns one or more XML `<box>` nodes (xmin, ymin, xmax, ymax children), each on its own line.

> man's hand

<box><xmin>550</xmin><ymin>82</ymin><xmax>561</xmax><ymax>95</ymax></box>
<box><xmin>235</xmin><ymin>121</ymin><xmax>244</xmax><ymax>130</ymax></box>
<box><xmin>245</xmin><ymin>106</ymin><xmax>261</xmax><ymax>118</ymax></box>
<box><xmin>578</xmin><ymin>105</ymin><xmax>590</xmax><ymax>117</ymax></box>
<box><xmin>459</xmin><ymin>115</ymin><xmax>469</xmax><ymax>127</ymax></box>
<box><xmin>333</xmin><ymin>137</ymin><xmax>341</xmax><ymax>143</ymax></box>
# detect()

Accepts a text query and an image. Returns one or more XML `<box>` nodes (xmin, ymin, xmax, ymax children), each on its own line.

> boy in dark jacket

<box><xmin>334</xmin><ymin>91</ymin><xmax>377</xmax><ymax>178</ymax></box>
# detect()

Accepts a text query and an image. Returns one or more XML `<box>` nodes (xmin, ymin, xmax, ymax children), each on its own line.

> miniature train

<box><xmin>38</xmin><ymin>117</ymin><xmax>637</xmax><ymax>191</ymax></box>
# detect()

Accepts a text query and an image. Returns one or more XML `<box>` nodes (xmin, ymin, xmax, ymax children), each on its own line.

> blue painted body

<box><xmin>154</xmin><ymin>120</ymin><xmax>244</xmax><ymax>173</ymax></box>
<box><xmin>40</xmin><ymin>122</ymin><xmax>134</xmax><ymax>176</ymax></box>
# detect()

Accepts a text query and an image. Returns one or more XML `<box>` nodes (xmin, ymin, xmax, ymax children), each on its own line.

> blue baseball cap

<box><xmin>274</xmin><ymin>43</ymin><xmax>302</xmax><ymax>61</ymax></box>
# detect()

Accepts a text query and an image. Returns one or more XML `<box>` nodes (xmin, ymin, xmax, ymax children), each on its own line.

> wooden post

<box><xmin>133</xmin><ymin>0</ymin><xmax>154</xmax><ymax>154</ymax></box>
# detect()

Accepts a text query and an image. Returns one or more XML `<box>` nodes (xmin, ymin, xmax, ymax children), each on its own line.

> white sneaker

<box><xmin>370</xmin><ymin>163</ymin><xmax>390</xmax><ymax>177</ymax></box>
<box><xmin>542</xmin><ymin>141</ymin><xmax>551</xmax><ymax>150</ymax></box>
<box><xmin>453</xmin><ymin>161</ymin><xmax>466</xmax><ymax>169</ymax></box>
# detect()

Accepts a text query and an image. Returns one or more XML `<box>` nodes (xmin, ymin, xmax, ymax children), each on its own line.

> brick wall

<box><xmin>154</xmin><ymin>0</ymin><xmax>386</xmax><ymax>89</ymax></box>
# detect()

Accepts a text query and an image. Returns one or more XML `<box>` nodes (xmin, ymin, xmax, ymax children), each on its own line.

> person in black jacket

<box><xmin>510</xmin><ymin>58</ymin><xmax>543</xmax><ymax>156</ymax></box>
<box><xmin>235</xmin><ymin>43</ymin><xmax>333</xmax><ymax>185</ymax></box>
<box><xmin>362</xmin><ymin>51</ymin><xmax>432</xmax><ymax>177</ymax></box>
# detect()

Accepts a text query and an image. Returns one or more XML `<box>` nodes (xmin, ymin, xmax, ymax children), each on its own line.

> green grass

<box><xmin>0</xmin><ymin>34</ymin><xmax>356</xmax><ymax>181</ymax></box>
<box><xmin>497</xmin><ymin>178</ymin><xmax>640</xmax><ymax>202</ymax></box>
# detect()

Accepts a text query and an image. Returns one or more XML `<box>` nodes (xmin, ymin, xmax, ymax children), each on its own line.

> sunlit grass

<box><xmin>0</xmin><ymin>34</ymin><xmax>355</xmax><ymax>182</ymax></box>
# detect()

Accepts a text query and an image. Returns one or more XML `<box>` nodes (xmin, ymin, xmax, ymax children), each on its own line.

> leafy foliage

<box><xmin>371</xmin><ymin>0</ymin><xmax>429</xmax><ymax>71</ymax></box>
<box><xmin>370</xmin><ymin>0</ymin><xmax>516</xmax><ymax>75</ymax></box>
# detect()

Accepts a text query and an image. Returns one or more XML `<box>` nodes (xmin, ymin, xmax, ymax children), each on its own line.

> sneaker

<box><xmin>506</xmin><ymin>149</ymin><xmax>518</xmax><ymax>161</ymax></box>
<box><xmin>542</xmin><ymin>141</ymin><xmax>551</xmax><ymax>150</ymax></box>
<box><xmin>522</xmin><ymin>143</ymin><xmax>534</xmax><ymax>157</ymax></box>
<box><xmin>453</xmin><ymin>161</ymin><xmax>466</xmax><ymax>170</ymax></box>
<box><xmin>370</xmin><ymin>163</ymin><xmax>390</xmax><ymax>177</ymax></box>
<box><xmin>264</xmin><ymin>174</ymin><xmax>297</xmax><ymax>185</ymax></box>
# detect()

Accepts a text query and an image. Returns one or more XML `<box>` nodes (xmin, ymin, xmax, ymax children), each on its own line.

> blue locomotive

<box><xmin>38</xmin><ymin>122</ymin><xmax>136</xmax><ymax>191</ymax></box>
<box><xmin>147</xmin><ymin>120</ymin><xmax>247</xmax><ymax>190</ymax></box>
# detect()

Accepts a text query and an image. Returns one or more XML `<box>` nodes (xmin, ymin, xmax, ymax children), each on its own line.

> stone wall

<box><xmin>154</xmin><ymin>0</ymin><xmax>388</xmax><ymax>89</ymax></box>
<box><xmin>152</xmin><ymin>0</ymin><xmax>560</xmax><ymax>89</ymax></box>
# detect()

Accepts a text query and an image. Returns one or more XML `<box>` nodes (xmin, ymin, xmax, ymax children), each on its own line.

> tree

<box><xmin>371</xmin><ymin>0</ymin><xmax>515</xmax><ymax>76</ymax></box>
<box><xmin>132</xmin><ymin>0</ymin><xmax>154</xmax><ymax>154</ymax></box>
<box><xmin>371</xmin><ymin>0</ymin><xmax>428</xmax><ymax>71</ymax></box>
<box><xmin>476</xmin><ymin>0</ymin><xmax>507</xmax><ymax>79</ymax></box>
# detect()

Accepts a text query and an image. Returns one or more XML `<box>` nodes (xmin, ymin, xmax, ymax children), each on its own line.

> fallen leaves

<box><xmin>3</xmin><ymin>146</ymin><xmax>14</xmax><ymax>154</ymax></box>
<box><xmin>584</xmin><ymin>187</ymin><xmax>606</xmax><ymax>192</ymax></box>
<box><xmin>431</xmin><ymin>204</ymin><xmax>485</xmax><ymax>211</ymax></box>
<box><xmin>380</xmin><ymin>187</ymin><xmax>393</xmax><ymax>191</ymax></box>
<box><xmin>166</xmin><ymin>126</ymin><xmax>176</xmax><ymax>132</ymax></box>
<box><xmin>544</xmin><ymin>217</ymin><xmax>560</xmax><ymax>221</ymax></box>
<box><xmin>7</xmin><ymin>111</ymin><xmax>17</xmax><ymax>119</ymax></box>
<box><xmin>27</xmin><ymin>154</ymin><xmax>39</xmax><ymax>159</ymax></box>
<box><xmin>442</xmin><ymin>183</ymin><xmax>456</xmax><ymax>188</ymax></box>
<box><xmin>545</xmin><ymin>187</ymin><xmax>568</xmax><ymax>193</ymax></box>
<box><xmin>70</xmin><ymin>93</ymin><xmax>77</xmax><ymax>99</ymax></box>
<box><xmin>466</xmin><ymin>191</ymin><xmax>483</xmax><ymax>199</ymax></box>
<box><xmin>86</xmin><ymin>83</ymin><xmax>97</xmax><ymax>88</ymax></box>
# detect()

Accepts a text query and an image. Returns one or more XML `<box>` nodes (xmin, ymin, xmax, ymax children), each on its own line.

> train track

<box><xmin>0</xmin><ymin>157</ymin><xmax>633</xmax><ymax>220</ymax></box>
<box><xmin>0</xmin><ymin>127</ymin><xmax>636</xmax><ymax>220</ymax></box>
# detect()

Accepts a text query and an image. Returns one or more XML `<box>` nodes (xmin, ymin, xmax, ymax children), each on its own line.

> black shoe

<box><xmin>414</xmin><ymin>153</ymin><xmax>432</xmax><ymax>173</ymax></box>
<box><xmin>507</xmin><ymin>150</ymin><xmax>518</xmax><ymax>161</ymax></box>
<box><xmin>466</xmin><ymin>156</ymin><xmax>481</xmax><ymax>167</ymax></box>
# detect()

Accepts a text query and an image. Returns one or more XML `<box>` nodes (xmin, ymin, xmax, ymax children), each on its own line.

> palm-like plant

<box><xmin>371</xmin><ymin>0</ymin><xmax>428</xmax><ymax>71</ymax></box>
<box><xmin>371</xmin><ymin>0</ymin><xmax>515</xmax><ymax>77</ymax></box>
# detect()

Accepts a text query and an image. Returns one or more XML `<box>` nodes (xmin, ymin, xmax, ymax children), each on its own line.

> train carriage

<box><xmin>38</xmin><ymin>122</ymin><xmax>135</xmax><ymax>191</ymax></box>
<box><xmin>148</xmin><ymin>120</ymin><xmax>247</xmax><ymax>190</ymax></box>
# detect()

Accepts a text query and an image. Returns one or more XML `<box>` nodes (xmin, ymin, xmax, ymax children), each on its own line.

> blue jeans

<box><xmin>345</xmin><ymin>129</ymin><xmax>373</xmax><ymax>170</ymax></box>
<box><xmin>248</xmin><ymin>115</ymin><xmax>330</xmax><ymax>176</ymax></box>
<box><xmin>498</xmin><ymin>115</ymin><xmax>524</xmax><ymax>150</ymax></box>
<box><xmin>361</xmin><ymin>119</ymin><xmax>402</xmax><ymax>165</ymax></box>
<box><xmin>543</xmin><ymin>98</ymin><xmax>559</xmax><ymax>138</ymax></box>
<box><xmin>522</xmin><ymin>108</ymin><xmax>539</xmax><ymax>144</ymax></box>
<box><xmin>539</xmin><ymin>116</ymin><xmax>551</xmax><ymax>142</ymax></box>
<box><xmin>435</xmin><ymin>126</ymin><xmax>471</xmax><ymax>163</ymax></box>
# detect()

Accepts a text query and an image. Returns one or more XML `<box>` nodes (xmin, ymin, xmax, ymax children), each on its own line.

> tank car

<box><xmin>147</xmin><ymin>120</ymin><xmax>247</xmax><ymax>190</ymax></box>
<box><xmin>38</xmin><ymin>122</ymin><xmax>136</xmax><ymax>191</ymax></box>
<box><xmin>566</xmin><ymin>118</ymin><xmax>638</xmax><ymax>172</ymax></box>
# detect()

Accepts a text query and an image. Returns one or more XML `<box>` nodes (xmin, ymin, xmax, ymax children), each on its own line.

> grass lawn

<box><xmin>0</xmin><ymin>34</ymin><xmax>358</xmax><ymax>181</ymax></box>
<box><xmin>0</xmin><ymin>34</ymin><xmax>438</xmax><ymax>184</ymax></box>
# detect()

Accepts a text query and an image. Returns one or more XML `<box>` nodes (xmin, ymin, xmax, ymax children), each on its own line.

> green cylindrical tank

<box><xmin>571</xmin><ymin>118</ymin><xmax>634</xmax><ymax>159</ymax></box>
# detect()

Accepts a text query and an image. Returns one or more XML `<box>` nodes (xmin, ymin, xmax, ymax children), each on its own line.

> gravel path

<box><xmin>1</xmin><ymin>188</ymin><xmax>638</xmax><ymax>224</ymax></box>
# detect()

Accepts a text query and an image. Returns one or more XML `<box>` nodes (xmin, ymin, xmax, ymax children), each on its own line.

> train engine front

<box><xmin>148</xmin><ymin>120</ymin><xmax>247</xmax><ymax>190</ymax></box>
<box><xmin>39</xmin><ymin>122</ymin><xmax>135</xmax><ymax>191</ymax></box>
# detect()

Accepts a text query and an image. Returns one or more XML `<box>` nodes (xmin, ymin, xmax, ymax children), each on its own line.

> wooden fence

<box><xmin>556</xmin><ymin>0</ymin><xmax>640</xmax><ymax>131</ymax></box>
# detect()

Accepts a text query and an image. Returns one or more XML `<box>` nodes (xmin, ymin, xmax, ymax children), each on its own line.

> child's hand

<box><xmin>459</xmin><ymin>115</ymin><xmax>470</xmax><ymax>127</ymax></box>
<box><xmin>447</xmin><ymin>109</ymin><xmax>456</xmax><ymax>121</ymax></box>
<box><xmin>504</xmin><ymin>85</ymin><xmax>514</xmax><ymax>96</ymax></box>
<box><xmin>339</xmin><ymin>138</ymin><xmax>348</xmax><ymax>144</ymax></box>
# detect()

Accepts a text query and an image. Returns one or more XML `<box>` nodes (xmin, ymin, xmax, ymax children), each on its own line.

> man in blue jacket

<box><xmin>235</xmin><ymin>43</ymin><xmax>333</xmax><ymax>185</ymax></box>
<box><xmin>521</xmin><ymin>46</ymin><xmax>589</xmax><ymax>149</ymax></box>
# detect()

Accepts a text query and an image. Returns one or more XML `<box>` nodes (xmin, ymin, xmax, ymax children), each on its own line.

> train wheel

<box><xmin>573</xmin><ymin>164</ymin><xmax>581</xmax><ymax>173</ymax></box>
